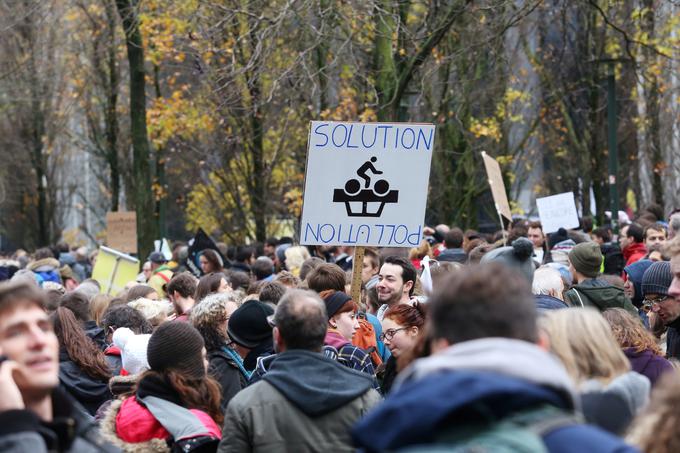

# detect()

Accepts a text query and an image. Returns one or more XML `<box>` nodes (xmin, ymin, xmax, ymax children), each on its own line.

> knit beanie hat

<box><xmin>322</xmin><ymin>292</ymin><xmax>352</xmax><ymax>320</ymax></box>
<box><xmin>147</xmin><ymin>322</ymin><xmax>206</xmax><ymax>380</ymax></box>
<box><xmin>642</xmin><ymin>261</ymin><xmax>672</xmax><ymax>297</ymax></box>
<box><xmin>568</xmin><ymin>242</ymin><xmax>602</xmax><ymax>278</ymax></box>
<box><xmin>623</xmin><ymin>259</ymin><xmax>654</xmax><ymax>306</ymax></box>
<box><xmin>481</xmin><ymin>237</ymin><xmax>535</xmax><ymax>284</ymax></box>
<box><xmin>227</xmin><ymin>300</ymin><xmax>274</xmax><ymax>348</ymax></box>
<box><xmin>112</xmin><ymin>327</ymin><xmax>150</xmax><ymax>375</ymax></box>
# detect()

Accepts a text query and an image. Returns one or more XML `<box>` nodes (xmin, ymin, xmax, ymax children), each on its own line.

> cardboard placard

<box><xmin>481</xmin><ymin>152</ymin><xmax>512</xmax><ymax>222</ymax></box>
<box><xmin>106</xmin><ymin>211</ymin><xmax>137</xmax><ymax>254</ymax></box>
<box><xmin>536</xmin><ymin>192</ymin><xmax>580</xmax><ymax>234</ymax></box>
<box><xmin>300</xmin><ymin>121</ymin><xmax>435</xmax><ymax>247</ymax></box>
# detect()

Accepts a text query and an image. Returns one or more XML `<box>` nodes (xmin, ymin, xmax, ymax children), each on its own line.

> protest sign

<box><xmin>481</xmin><ymin>152</ymin><xmax>512</xmax><ymax>222</ymax></box>
<box><xmin>185</xmin><ymin>228</ymin><xmax>225</xmax><ymax>277</ymax></box>
<box><xmin>153</xmin><ymin>238</ymin><xmax>172</xmax><ymax>261</ymax></box>
<box><xmin>106</xmin><ymin>211</ymin><xmax>137</xmax><ymax>254</ymax></box>
<box><xmin>536</xmin><ymin>192</ymin><xmax>580</xmax><ymax>234</ymax></box>
<box><xmin>91</xmin><ymin>246</ymin><xmax>139</xmax><ymax>295</ymax></box>
<box><xmin>300</xmin><ymin>121</ymin><xmax>435</xmax><ymax>247</ymax></box>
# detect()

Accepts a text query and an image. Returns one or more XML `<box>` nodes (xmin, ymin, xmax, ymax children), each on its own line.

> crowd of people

<box><xmin>1</xmin><ymin>204</ymin><xmax>680</xmax><ymax>451</ymax></box>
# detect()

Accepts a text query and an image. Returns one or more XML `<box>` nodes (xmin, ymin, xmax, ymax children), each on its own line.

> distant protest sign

<box><xmin>185</xmin><ymin>228</ymin><xmax>225</xmax><ymax>277</ymax></box>
<box><xmin>481</xmin><ymin>152</ymin><xmax>512</xmax><ymax>222</ymax></box>
<box><xmin>92</xmin><ymin>246</ymin><xmax>139</xmax><ymax>295</ymax></box>
<box><xmin>300</xmin><ymin>121</ymin><xmax>435</xmax><ymax>247</ymax></box>
<box><xmin>536</xmin><ymin>192</ymin><xmax>580</xmax><ymax>234</ymax></box>
<box><xmin>106</xmin><ymin>211</ymin><xmax>137</xmax><ymax>254</ymax></box>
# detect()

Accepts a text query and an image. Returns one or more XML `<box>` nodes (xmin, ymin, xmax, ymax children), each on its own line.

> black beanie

<box><xmin>642</xmin><ymin>261</ymin><xmax>672</xmax><ymax>297</ymax></box>
<box><xmin>147</xmin><ymin>322</ymin><xmax>206</xmax><ymax>380</ymax></box>
<box><xmin>227</xmin><ymin>300</ymin><xmax>274</xmax><ymax>348</ymax></box>
<box><xmin>568</xmin><ymin>242</ymin><xmax>602</xmax><ymax>278</ymax></box>
<box><xmin>322</xmin><ymin>292</ymin><xmax>352</xmax><ymax>320</ymax></box>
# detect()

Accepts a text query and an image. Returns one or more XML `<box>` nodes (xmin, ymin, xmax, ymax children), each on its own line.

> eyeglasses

<box><xmin>643</xmin><ymin>296</ymin><xmax>669</xmax><ymax>311</ymax></box>
<box><xmin>379</xmin><ymin>327</ymin><xmax>407</xmax><ymax>342</ymax></box>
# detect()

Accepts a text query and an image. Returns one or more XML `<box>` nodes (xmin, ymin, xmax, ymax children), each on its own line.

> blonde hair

<box><xmin>284</xmin><ymin>246</ymin><xmax>311</xmax><ymax>276</ymax></box>
<box><xmin>627</xmin><ymin>371</ymin><xmax>680</xmax><ymax>452</ymax></box>
<box><xmin>90</xmin><ymin>294</ymin><xmax>112</xmax><ymax>326</ymax></box>
<box><xmin>540</xmin><ymin>308</ymin><xmax>630</xmax><ymax>385</ymax></box>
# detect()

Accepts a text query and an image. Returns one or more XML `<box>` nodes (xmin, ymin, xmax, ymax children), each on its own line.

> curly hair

<box><xmin>627</xmin><ymin>371</ymin><xmax>680</xmax><ymax>452</ymax></box>
<box><xmin>603</xmin><ymin>308</ymin><xmax>663</xmax><ymax>356</ymax></box>
<box><xmin>190</xmin><ymin>292</ymin><xmax>241</xmax><ymax>352</ymax></box>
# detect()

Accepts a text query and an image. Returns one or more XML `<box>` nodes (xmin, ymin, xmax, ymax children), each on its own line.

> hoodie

<box><xmin>263</xmin><ymin>350</ymin><xmax>374</xmax><ymax>416</ymax></box>
<box><xmin>353</xmin><ymin>338</ymin><xmax>636</xmax><ymax>453</ymax></box>
<box><xmin>217</xmin><ymin>349</ymin><xmax>381</xmax><ymax>453</ymax></box>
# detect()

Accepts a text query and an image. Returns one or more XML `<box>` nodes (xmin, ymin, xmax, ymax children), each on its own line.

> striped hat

<box><xmin>641</xmin><ymin>261</ymin><xmax>672</xmax><ymax>297</ymax></box>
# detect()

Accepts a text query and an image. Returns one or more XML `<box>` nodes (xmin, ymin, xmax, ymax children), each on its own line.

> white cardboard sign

<box><xmin>300</xmin><ymin>121</ymin><xmax>435</xmax><ymax>247</ymax></box>
<box><xmin>536</xmin><ymin>192</ymin><xmax>580</xmax><ymax>234</ymax></box>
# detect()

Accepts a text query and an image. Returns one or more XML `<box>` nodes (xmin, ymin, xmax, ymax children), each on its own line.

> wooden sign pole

<box><xmin>350</xmin><ymin>246</ymin><xmax>365</xmax><ymax>304</ymax></box>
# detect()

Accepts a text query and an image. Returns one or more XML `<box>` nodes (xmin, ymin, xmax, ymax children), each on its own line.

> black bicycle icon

<box><xmin>332</xmin><ymin>158</ymin><xmax>399</xmax><ymax>217</ymax></box>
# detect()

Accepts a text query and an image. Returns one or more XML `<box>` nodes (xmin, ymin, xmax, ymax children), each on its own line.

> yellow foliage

<box><xmin>147</xmin><ymin>91</ymin><xmax>215</xmax><ymax>148</ymax></box>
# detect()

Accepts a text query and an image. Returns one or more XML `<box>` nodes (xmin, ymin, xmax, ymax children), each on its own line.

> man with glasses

<box><xmin>642</xmin><ymin>255</ymin><xmax>680</xmax><ymax>358</ymax></box>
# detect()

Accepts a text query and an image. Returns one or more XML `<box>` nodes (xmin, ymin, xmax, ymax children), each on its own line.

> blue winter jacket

<box><xmin>352</xmin><ymin>370</ymin><xmax>638</xmax><ymax>453</ymax></box>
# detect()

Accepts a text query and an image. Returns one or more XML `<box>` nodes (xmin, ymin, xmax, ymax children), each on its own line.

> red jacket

<box><xmin>623</xmin><ymin>242</ymin><xmax>647</xmax><ymax>266</ymax></box>
<box><xmin>100</xmin><ymin>396</ymin><xmax>221</xmax><ymax>449</ymax></box>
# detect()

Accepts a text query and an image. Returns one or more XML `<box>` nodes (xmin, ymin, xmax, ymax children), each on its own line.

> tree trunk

<box><xmin>115</xmin><ymin>0</ymin><xmax>158</xmax><ymax>259</ymax></box>
<box><xmin>105</xmin><ymin>0</ymin><xmax>120</xmax><ymax>211</ymax></box>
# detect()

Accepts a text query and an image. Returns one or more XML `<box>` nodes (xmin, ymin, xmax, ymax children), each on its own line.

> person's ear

<box><xmin>273</xmin><ymin>327</ymin><xmax>284</xmax><ymax>350</ymax></box>
<box><xmin>404</xmin><ymin>280</ymin><xmax>414</xmax><ymax>294</ymax></box>
<box><xmin>329</xmin><ymin>317</ymin><xmax>337</xmax><ymax>329</ymax></box>
<box><xmin>430</xmin><ymin>337</ymin><xmax>450</xmax><ymax>354</ymax></box>
<box><xmin>536</xmin><ymin>330</ymin><xmax>550</xmax><ymax>352</ymax></box>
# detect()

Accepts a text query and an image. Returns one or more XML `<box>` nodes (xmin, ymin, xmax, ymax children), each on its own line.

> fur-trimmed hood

<box><xmin>99</xmin><ymin>399</ymin><xmax>169</xmax><ymax>453</ymax></box>
<box><xmin>27</xmin><ymin>257</ymin><xmax>60</xmax><ymax>272</ymax></box>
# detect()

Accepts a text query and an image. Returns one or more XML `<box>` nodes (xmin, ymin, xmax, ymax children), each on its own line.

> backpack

<box><xmin>401</xmin><ymin>404</ymin><xmax>581</xmax><ymax>453</ymax></box>
<box><xmin>352</xmin><ymin>312</ymin><xmax>383</xmax><ymax>368</ymax></box>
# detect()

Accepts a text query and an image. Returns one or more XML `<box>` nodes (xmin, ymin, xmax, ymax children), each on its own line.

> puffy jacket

<box><xmin>0</xmin><ymin>388</ymin><xmax>119</xmax><ymax>453</ymax></box>
<box><xmin>217</xmin><ymin>349</ymin><xmax>381</xmax><ymax>453</ymax></box>
<box><xmin>27</xmin><ymin>258</ymin><xmax>61</xmax><ymax>285</ymax></box>
<box><xmin>100</xmin><ymin>375</ymin><xmax>221</xmax><ymax>452</ymax></box>
<box><xmin>58</xmin><ymin>349</ymin><xmax>112</xmax><ymax>416</ymax></box>
<box><xmin>564</xmin><ymin>279</ymin><xmax>637</xmax><ymax>316</ymax></box>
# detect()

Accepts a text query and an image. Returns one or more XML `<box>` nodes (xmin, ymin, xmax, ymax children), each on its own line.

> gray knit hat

<box><xmin>568</xmin><ymin>242</ymin><xmax>602</xmax><ymax>278</ymax></box>
<box><xmin>481</xmin><ymin>237</ymin><xmax>535</xmax><ymax>284</ymax></box>
<box><xmin>642</xmin><ymin>261</ymin><xmax>672</xmax><ymax>297</ymax></box>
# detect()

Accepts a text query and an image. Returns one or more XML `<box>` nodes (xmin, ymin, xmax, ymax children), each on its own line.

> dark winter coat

<box><xmin>58</xmin><ymin>349</ymin><xmax>112</xmax><ymax>416</ymax></box>
<box><xmin>83</xmin><ymin>320</ymin><xmax>107</xmax><ymax>351</ymax></box>
<box><xmin>623</xmin><ymin>348</ymin><xmax>673</xmax><ymax>386</ymax></box>
<box><xmin>564</xmin><ymin>279</ymin><xmax>637</xmax><ymax>316</ymax></box>
<box><xmin>380</xmin><ymin>355</ymin><xmax>398</xmax><ymax>395</ymax></box>
<box><xmin>437</xmin><ymin>248</ymin><xmax>467</xmax><ymax>264</ymax></box>
<box><xmin>207</xmin><ymin>348</ymin><xmax>247</xmax><ymax>412</ymax></box>
<box><xmin>534</xmin><ymin>294</ymin><xmax>569</xmax><ymax>312</ymax></box>
<box><xmin>666</xmin><ymin>317</ymin><xmax>680</xmax><ymax>360</ymax></box>
<box><xmin>0</xmin><ymin>388</ymin><xmax>119</xmax><ymax>453</ymax></box>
